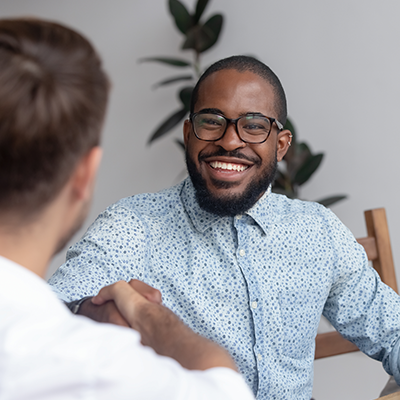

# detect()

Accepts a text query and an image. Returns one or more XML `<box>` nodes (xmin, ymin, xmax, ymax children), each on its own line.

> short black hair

<box><xmin>190</xmin><ymin>55</ymin><xmax>287</xmax><ymax>125</ymax></box>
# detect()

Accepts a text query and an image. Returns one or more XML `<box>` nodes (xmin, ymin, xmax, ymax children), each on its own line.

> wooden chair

<box><xmin>315</xmin><ymin>208</ymin><xmax>397</xmax><ymax>359</ymax></box>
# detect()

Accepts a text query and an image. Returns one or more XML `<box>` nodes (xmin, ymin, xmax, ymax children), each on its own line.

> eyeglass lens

<box><xmin>193</xmin><ymin>113</ymin><xmax>271</xmax><ymax>143</ymax></box>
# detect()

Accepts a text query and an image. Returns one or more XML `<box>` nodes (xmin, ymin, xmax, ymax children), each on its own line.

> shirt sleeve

<box><xmin>3</xmin><ymin>293</ymin><xmax>255</xmax><ymax>400</ymax></box>
<box><xmin>48</xmin><ymin>204</ymin><xmax>147</xmax><ymax>302</ymax></box>
<box><xmin>321</xmin><ymin>209</ymin><xmax>400</xmax><ymax>378</ymax></box>
<box><xmin>76</xmin><ymin>318</ymin><xmax>255</xmax><ymax>400</ymax></box>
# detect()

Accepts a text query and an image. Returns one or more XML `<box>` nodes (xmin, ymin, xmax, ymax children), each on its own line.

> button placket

<box><xmin>235</xmin><ymin>214</ymin><xmax>264</xmax><ymax>380</ymax></box>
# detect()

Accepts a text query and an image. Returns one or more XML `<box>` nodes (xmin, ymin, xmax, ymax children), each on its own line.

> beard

<box><xmin>186</xmin><ymin>147</ymin><xmax>277</xmax><ymax>217</ymax></box>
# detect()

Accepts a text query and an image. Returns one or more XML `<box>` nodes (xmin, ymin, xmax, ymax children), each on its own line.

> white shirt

<box><xmin>0</xmin><ymin>256</ymin><xmax>254</xmax><ymax>400</ymax></box>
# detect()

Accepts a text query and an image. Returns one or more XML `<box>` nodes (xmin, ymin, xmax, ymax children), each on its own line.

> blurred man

<box><xmin>0</xmin><ymin>19</ymin><xmax>254</xmax><ymax>400</ymax></box>
<box><xmin>50</xmin><ymin>55</ymin><xmax>400</xmax><ymax>399</ymax></box>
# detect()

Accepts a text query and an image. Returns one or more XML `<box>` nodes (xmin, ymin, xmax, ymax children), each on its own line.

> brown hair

<box><xmin>0</xmin><ymin>18</ymin><xmax>109</xmax><ymax>216</ymax></box>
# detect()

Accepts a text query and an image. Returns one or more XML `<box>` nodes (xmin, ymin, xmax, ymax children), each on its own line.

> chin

<box><xmin>186</xmin><ymin>147</ymin><xmax>278</xmax><ymax>217</ymax></box>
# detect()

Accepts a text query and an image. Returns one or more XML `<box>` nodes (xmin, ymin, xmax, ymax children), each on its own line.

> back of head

<box><xmin>190</xmin><ymin>55</ymin><xmax>287</xmax><ymax>124</ymax></box>
<box><xmin>0</xmin><ymin>18</ymin><xmax>109</xmax><ymax>218</ymax></box>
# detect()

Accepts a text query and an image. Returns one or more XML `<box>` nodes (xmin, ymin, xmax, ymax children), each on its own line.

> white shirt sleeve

<box><xmin>3</xmin><ymin>314</ymin><xmax>254</xmax><ymax>400</ymax></box>
<box><xmin>0</xmin><ymin>261</ymin><xmax>254</xmax><ymax>400</ymax></box>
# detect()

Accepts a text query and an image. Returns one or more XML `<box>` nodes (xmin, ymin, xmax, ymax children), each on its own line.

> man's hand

<box><xmin>92</xmin><ymin>280</ymin><xmax>238</xmax><ymax>372</ymax></box>
<box><xmin>129</xmin><ymin>279</ymin><xmax>162</xmax><ymax>304</ymax></box>
<box><xmin>79</xmin><ymin>296</ymin><xmax>129</xmax><ymax>326</ymax></box>
<box><xmin>92</xmin><ymin>280</ymin><xmax>151</xmax><ymax>331</ymax></box>
<box><xmin>77</xmin><ymin>279</ymin><xmax>162</xmax><ymax>328</ymax></box>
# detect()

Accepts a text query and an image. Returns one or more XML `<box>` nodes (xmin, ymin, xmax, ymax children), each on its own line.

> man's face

<box><xmin>184</xmin><ymin>69</ymin><xmax>291</xmax><ymax>216</ymax></box>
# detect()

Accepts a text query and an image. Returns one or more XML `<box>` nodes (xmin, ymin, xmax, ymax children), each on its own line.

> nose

<box><xmin>214</xmin><ymin>122</ymin><xmax>246</xmax><ymax>151</ymax></box>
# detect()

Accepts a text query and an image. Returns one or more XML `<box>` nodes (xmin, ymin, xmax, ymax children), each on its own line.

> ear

<box><xmin>70</xmin><ymin>146</ymin><xmax>103</xmax><ymax>201</ymax></box>
<box><xmin>276</xmin><ymin>129</ymin><xmax>292</xmax><ymax>162</ymax></box>
<box><xmin>183</xmin><ymin>118</ymin><xmax>191</xmax><ymax>148</ymax></box>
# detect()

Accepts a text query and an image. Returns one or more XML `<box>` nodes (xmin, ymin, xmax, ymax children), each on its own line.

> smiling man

<box><xmin>49</xmin><ymin>56</ymin><xmax>400</xmax><ymax>399</ymax></box>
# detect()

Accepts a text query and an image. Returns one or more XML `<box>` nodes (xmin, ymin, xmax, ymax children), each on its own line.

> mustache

<box><xmin>198</xmin><ymin>148</ymin><xmax>261</xmax><ymax>165</ymax></box>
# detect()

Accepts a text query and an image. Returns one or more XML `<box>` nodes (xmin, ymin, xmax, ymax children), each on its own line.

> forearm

<box><xmin>135</xmin><ymin>303</ymin><xmax>237</xmax><ymax>371</ymax></box>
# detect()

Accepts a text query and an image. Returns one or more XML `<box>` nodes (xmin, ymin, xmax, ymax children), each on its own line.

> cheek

<box><xmin>186</xmin><ymin>139</ymin><xmax>200</xmax><ymax>161</ymax></box>
<box><xmin>187</xmin><ymin>138</ymin><xmax>214</xmax><ymax>163</ymax></box>
<box><xmin>253</xmin><ymin>143</ymin><xmax>277</xmax><ymax>165</ymax></box>
<box><xmin>186</xmin><ymin>143</ymin><xmax>203</xmax><ymax>168</ymax></box>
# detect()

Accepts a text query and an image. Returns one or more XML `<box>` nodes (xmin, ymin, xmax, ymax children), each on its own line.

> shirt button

<box><xmin>239</xmin><ymin>249</ymin><xmax>245</xmax><ymax>257</ymax></box>
<box><xmin>257</xmin><ymin>353</ymin><xmax>262</xmax><ymax>361</ymax></box>
<box><xmin>251</xmin><ymin>301</ymin><xmax>257</xmax><ymax>309</ymax></box>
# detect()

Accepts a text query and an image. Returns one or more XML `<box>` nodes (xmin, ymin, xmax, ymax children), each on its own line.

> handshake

<box><xmin>78</xmin><ymin>279</ymin><xmax>237</xmax><ymax>372</ymax></box>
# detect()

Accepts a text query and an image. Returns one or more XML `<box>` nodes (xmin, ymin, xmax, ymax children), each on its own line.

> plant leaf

<box><xmin>182</xmin><ymin>15</ymin><xmax>223</xmax><ymax>53</ymax></box>
<box><xmin>174</xmin><ymin>138</ymin><xmax>185</xmax><ymax>150</ymax></box>
<box><xmin>293</xmin><ymin>153</ymin><xmax>324</xmax><ymax>185</ymax></box>
<box><xmin>152</xmin><ymin>75</ymin><xmax>194</xmax><ymax>89</ymax></box>
<box><xmin>182</xmin><ymin>25</ymin><xmax>204</xmax><ymax>51</ymax></box>
<box><xmin>285</xmin><ymin>141</ymin><xmax>313</xmax><ymax>178</ymax></box>
<box><xmin>316</xmin><ymin>195</ymin><xmax>347</xmax><ymax>207</ymax></box>
<box><xmin>284</xmin><ymin>117</ymin><xmax>296</xmax><ymax>141</ymax></box>
<box><xmin>271</xmin><ymin>187</ymin><xmax>287</xmax><ymax>195</ymax></box>
<box><xmin>200</xmin><ymin>14</ymin><xmax>223</xmax><ymax>52</ymax></box>
<box><xmin>169</xmin><ymin>0</ymin><xmax>193</xmax><ymax>34</ymax></box>
<box><xmin>148</xmin><ymin>108</ymin><xmax>187</xmax><ymax>144</ymax></box>
<box><xmin>139</xmin><ymin>57</ymin><xmax>191</xmax><ymax>67</ymax></box>
<box><xmin>193</xmin><ymin>0</ymin><xmax>209</xmax><ymax>23</ymax></box>
<box><xmin>297</xmin><ymin>142</ymin><xmax>311</xmax><ymax>155</ymax></box>
<box><xmin>271</xmin><ymin>186</ymin><xmax>296</xmax><ymax>198</ymax></box>
<box><xmin>179</xmin><ymin>86</ymin><xmax>193</xmax><ymax>111</ymax></box>
<box><xmin>272</xmin><ymin>170</ymin><xmax>285</xmax><ymax>190</ymax></box>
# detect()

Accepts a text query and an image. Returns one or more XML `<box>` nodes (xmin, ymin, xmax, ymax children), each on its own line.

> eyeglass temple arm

<box><xmin>275</xmin><ymin>119</ymin><xmax>284</xmax><ymax>130</ymax></box>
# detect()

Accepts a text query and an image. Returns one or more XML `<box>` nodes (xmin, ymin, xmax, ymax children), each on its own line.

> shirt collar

<box><xmin>245</xmin><ymin>186</ymin><xmax>277</xmax><ymax>234</ymax></box>
<box><xmin>181</xmin><ymin>177</ymin><xmax>275</xmax><ymax>234</ymax></box>
<box><xmin>181</xmin><ymin>178</ymin><xmax>223</xmax><ymax>233</ymax></box>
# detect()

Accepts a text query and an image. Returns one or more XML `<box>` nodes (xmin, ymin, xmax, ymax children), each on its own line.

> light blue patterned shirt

<box><xmin>49</xmin><ymin>177</ymin><xmax>400</xmax><ymax>399</ymax></box>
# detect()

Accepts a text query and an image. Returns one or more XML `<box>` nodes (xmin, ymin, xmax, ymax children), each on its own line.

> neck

<box><xmin>0</xmin><ymin>213</ymin><xmax>56</xmax><ymax>279</ymax></box>
<box><xmin>0</xmin><ymin>187</ymin><xmax>73</xmax><ymax>279</ymax></box>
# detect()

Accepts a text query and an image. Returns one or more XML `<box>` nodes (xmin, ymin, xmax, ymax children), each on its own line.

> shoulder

<box><xmin>267</xmin><ymin>193</ymin><xmax>352</xmax><ymax>241</ymax></box>
<box><xmin>269</xmin><ymin>193</ymin><xmax>336</xmax><ymax>223</ymax></box>
<box><xmin>105</xmin><ymin>181</ymin><xmax>185</xmax><ymax>219</ymax></box>
<box><xmin>269</xmin><ymin>193</ymin><xmax>358</xmax><ymax>249</ymax></box>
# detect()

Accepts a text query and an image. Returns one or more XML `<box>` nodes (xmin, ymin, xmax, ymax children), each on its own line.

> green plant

<box><xmin>140</xmin><ymin>0</ymin><xmax>223</xmax><ymax>146</ymax></box>
<box><xmin>273</xmin><ymin>119</ymin><xmax>347</xmax><ymax>206</ymax></box>
<box><xmin>141</xmin><ymin>0</ymin><xmax>347</xmax><ymax>207</ymax></box>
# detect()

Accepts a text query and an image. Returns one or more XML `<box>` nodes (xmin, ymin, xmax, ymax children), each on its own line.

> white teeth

<box><xmin>209</xmin><ymin>161</ymin><xmax>248</xmax><ymax>172</ymax></box>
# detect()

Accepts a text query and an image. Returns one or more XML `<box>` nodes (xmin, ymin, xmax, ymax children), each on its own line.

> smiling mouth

<box><xmin>209</xmin><ymin>161</ymin><xmax>249</xmax><ymax>172</ymax></box>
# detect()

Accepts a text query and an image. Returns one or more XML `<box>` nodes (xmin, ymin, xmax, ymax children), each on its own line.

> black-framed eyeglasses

<box><xmin>190</xmin><ymin>112</ymin><xmax>284</xmax><ymax>144</ymax></box>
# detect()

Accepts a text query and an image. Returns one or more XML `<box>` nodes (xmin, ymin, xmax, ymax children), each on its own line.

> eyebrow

<box><xmin>197</xmin><ymin>108</ymin><xmax>224</xmax><ymax>115</ymax></box>
<box><xmin>197</xmin><ymin>108</ymin><xmax>268</xmax><ymax>118</ymax></box>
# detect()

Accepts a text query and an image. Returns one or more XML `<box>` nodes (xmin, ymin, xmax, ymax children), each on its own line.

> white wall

<box><xmin>1</xmin><ymin>1</ymin><xmax>399</xmax><ymax>398</ymax></box>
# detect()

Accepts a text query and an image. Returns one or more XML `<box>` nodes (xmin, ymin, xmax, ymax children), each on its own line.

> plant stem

<box><xmin>194</xmin><ymin>50</ymin><xmax>201</xmax><ymax>78</ymax></box>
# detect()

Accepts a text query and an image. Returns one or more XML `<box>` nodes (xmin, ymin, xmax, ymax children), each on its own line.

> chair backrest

<box><xmin>315</xmin><ymin>208</ymin><xmax>397</xmax><ymax>359</ymax></box>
